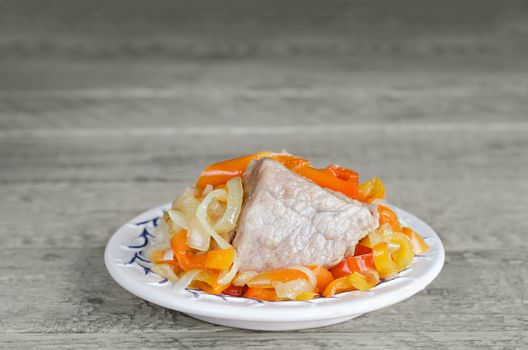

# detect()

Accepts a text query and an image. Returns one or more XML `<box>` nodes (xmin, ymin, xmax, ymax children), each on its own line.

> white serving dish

<box><xmin>105</xmin><ymin>203</ymin><xmax>444</xmax><ymax>331</ymax></box>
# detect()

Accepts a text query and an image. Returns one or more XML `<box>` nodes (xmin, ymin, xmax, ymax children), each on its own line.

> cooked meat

<box><xmin>232</xmin><ymin>158</ymin><xmax>379</xmax><ymax>272</ymax></box>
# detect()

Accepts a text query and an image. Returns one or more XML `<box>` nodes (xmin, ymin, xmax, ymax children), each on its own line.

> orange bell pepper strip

<box><xmin>322</xmin><ymin>276</ymin><xmax>355</xmax><ymax>297</ymax></box>
<box><xmin>378</xmin><ymin>205</ymin><xmax>402</xmax><ymax>232</ymax></box>
<box><xmin>294</xmin><ymin>164</ymin><xmax>359</xmax><ymax>199</ymax></box>
<box><xmin>194</xmin><ymin>271</ymin><xmax>230</xmax><ymax>294</ymax></box>
<box><xmin>244</xmin><ymin>287</ymin><xmax>279</xmax><ymax>301</ymax></box>
<box><xmin>246</xmin><ymin>269</ymin><xmax>309</xmax><ymax>289</ymax></box>
<box><xmin>402</xmin><ymin>227</ymin><xmax>430</xmax><ymax>255</ymax></box>
<box><xmin>330</xmin><ymin>253</ymin><xmax>376</xmax><ymax>279</ymax></box>
<box><xmin>171</xmin><ymin>230</ymin><xmax>207</xmax><ymax>270</ymax></box>
<box><xmin>170</xmin><ymin>230</ymin><xmax>235</xmax><ymax>271</ymax></box>
<box><xmin>357</xmin><ymin>177</ymin><xmax>385</xmax><ymax>203</ymax></box>
<box><xmin>205</xmin><ymin>247</ymin><xmax>235</xmax><ymax>270</ymax></box>
<box><xmin>308</xmin><ymin>265</ymin><xmax>335</xmax><ymax>292</ymax></box>
<box><xmin>150</xmin><ymin>249</ymin><xmax>173</xmax><ymax>265</ymax></box>
<box><xmin>195</xmin><ymin>152</ymin><xmax>309</xmax><ymax>189</ymax></box>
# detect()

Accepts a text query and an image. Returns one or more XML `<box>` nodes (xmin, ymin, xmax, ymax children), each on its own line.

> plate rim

<box><xmin>105</xmin><ymin>203</ymin><xmax>445</xmax><ymax>322</ymax></box>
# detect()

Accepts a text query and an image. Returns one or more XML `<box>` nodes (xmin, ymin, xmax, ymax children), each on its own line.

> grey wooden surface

<box><xmin>1</xmin><ymin>1</ymin><xmax>528</xmax><ymax>349</ymax></box>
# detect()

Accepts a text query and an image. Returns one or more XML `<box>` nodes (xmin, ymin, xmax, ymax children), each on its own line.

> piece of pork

<box><xmin>232</xmin><ymin>158</ymin><xmax>379</xmax><ymax>272</ymax></box>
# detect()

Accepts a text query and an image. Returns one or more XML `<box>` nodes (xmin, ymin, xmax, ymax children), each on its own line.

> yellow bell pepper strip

<box><xmin>322</xmin><ymin>276</ymin><xmax>355</xmax><ymax>298</ymax></box>
<box><xmin>294</xmin><ymin>164</ymin><xmax>359</xmax><ymax>199</ymax></box>
<box><xmin>244</xmin><ymin>287</ymin><xmax>280</xmax><ymax>301</ymax></box>
<box><xmin>402</xmin><ymin>227</ymin><xmax>430</xmax><ymax>255</ymax></box>
<box><xmin>205</xmin><ymin>247</ymin><xmax>235</xmax><ymax>270</ymax></box>
<box><xmin>308</xmin><ymin>265</ymin><xmax>335</xmax><ymax>293</ymax></box>
<box><xmin>389</xmin><ymin>231</ymin><xmax>415</xmax><ymax>270</ymax></box>
<box><xmin>194</xmin><ymin>271</ymin><xmax>230</xmax><ymax>294</ymax></box>
<box><xmin>295</xmin><ymin>291</ymin><xmax>319</xmax><ymax>301</ymax></box>
<box><xmin>372</xmin><ymin>229</ymin><xmax>415</xmax><ymax>279</ymax></box>
<box><xmin>357</xmin><ymin>177</ymin><xmax>385</xmax><ymax>203</ymax></box>
<box><xmin>170</xmin><ymin>230</ymin><xmax>235</xmax><ymax>271</ymax></box>
<box><xmin>358</xmin><ymin>235</ymin><xmax>373</xmax><ymax>249</ymax></box>
<box><xmin>348</xmin><ymin>271</ymin><xmax>380</xmax><ymax>291</ymax></box>
<box><xmin>378</xmin><ymin>205</ymin><xmax>402</xmax><ymax>232</ymax></box>
<box><xmin>195</xmin><ymin>152</ymin><xmax>309</xmax><ymax>190</ymax></box>
<box><xmin>372</xmin><ymin>242</ymin><xmax>400</xmax><ymax>279</ymax></box>
<box><xmin>247</xmin><ymin>269</ymin><xmax>310</xmax><ymax>289</ymax></box>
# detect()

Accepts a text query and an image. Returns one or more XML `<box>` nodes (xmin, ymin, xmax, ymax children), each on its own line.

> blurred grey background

<box><xmin>1</xmin><ymin>1</ymin><xmax>527</xmax><ymax>349</ymax></box>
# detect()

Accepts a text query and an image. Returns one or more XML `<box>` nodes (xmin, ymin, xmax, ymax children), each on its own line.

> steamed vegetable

<box><xmin>145</xmin><ymin>152</ymin><xmax>430</xmax><ymax>302</ymax></box>
<box><xmin>357</xmin><ymin>177</ymin><xmax>385</xmax><ymax>203</ymax></box>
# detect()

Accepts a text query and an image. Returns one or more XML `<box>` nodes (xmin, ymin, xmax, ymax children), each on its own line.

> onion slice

<box><xmin>213</xmin><ymin>177</ymin><xmax>243</xmax><ymax>234</ymax></box>
<box><xmin>195</xmin><ymin>189</ymin><xmax>231</xmax><ymax>249</ymax></box>
<box><xmin>232</xmin><ymin>271</ymin><xmax>258</xmax><ymax>287</ymax></box>
<box><xmin>288</xmin><ymin>265</ymin><xmax>317</xmax><ymax>288</ymax></box>
<box><xmin>217</xmin><ymin>252</ymin><xmax>239</xmax><ymax>285</ymax></box>
<box><xmin>167</xmin><ymin>209</ymin><xmax>187</xmax><ymax>230</ymax></box>
<box><xmin>272</xmin><ymin>279</ymin><xmax>314</xmax><ymax>300</ymax></box>
<box><xmin>173</xmin><ymin>270</ymin><xmax>201</xmax><ymax>291</ymax></box>
<box><xmin>151</xmin><ymin>264</ymin><xmax>179</xmax><ymax>284</ymax></box>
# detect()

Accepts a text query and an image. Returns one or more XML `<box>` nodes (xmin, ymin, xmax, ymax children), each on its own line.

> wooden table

<box><xmin>1</xmin><ymin>1</ymin><xmax>527</xmax><ymax>348</ymax></box>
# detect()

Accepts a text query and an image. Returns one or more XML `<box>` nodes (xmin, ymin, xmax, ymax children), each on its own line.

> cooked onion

<box><xmin>202</xmin><ymin>184</ymin><xmax>213</xmax><ymax>196</ymax></box>
<box><xmin>174</xmin><ymin>270</ymin><xmax>201</xmax><ymax>291</ymax></box>
<box><xmin>213</xmin><ymin>177</ymin><xmax>243</xmax><ymax>234</ymax></box>
<box><xmin>207</xmin><ymin>197</ymin><xmax>226</xmax><ymax>223</ymax></box>
<box><xmin>195</xmin><ymin>189</ymin><xmax>231</xmax><ymax>249</ymax></box>
<box><xmin>172</xmin><ymin>188</ymin><xmax>200</xmax><ymax>212</ymax></box>
<box><xmin>187</xmin><ymin>216</ymin><xmax>211</xmax><ymax>251</ymax></box>
<box><xmin>151</xmin><ymin>264</ymin><xmax>179</xmax><ymax>284</ymax></box>
<box><xmin>144</xmin><ymin>219</ymin><xmax>171</xmax><ymax>259</ymax></box>
<box><xmin>272</xmin><ymin>279</ymin><xmax>313</xmax><ymax>300</ymax></box>
<box><xmin>167</xmin><ymin>209</ymin><xmax>187</xmax><ymax>230</ymax></box>
<box><xmin>163</xmin><ymin>249</ymin><xmax>174</xmax><ymax>260</ymax></box>
<box><xmin>288</xmin><ymin>265</ymin><xmax>317</xmax><ymax>288</ymax></box>
<box><xmin>153</xmin><ymin>217</ymin><xmax>171</xmax><ymax>244</ymax></box>
<box><xmin>217</xmin><ymin>252</ymin><xmax>239</xmax><ymax>285</ymax></box>
<box><xmin>171</xmin><ymin>188</ymin><xmax>212</xmax><ymax>251</ymax></box>
<box><xmin>232</xmin><ymin>271</ymin><xmax>258</xmax><ymax>287</ymax></box>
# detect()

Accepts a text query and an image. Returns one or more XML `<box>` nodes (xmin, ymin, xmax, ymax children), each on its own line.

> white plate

<box><xmin>105</xmin><ymin>203</ymin><xmax>444</xmax><ymax>331</ymax></box>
